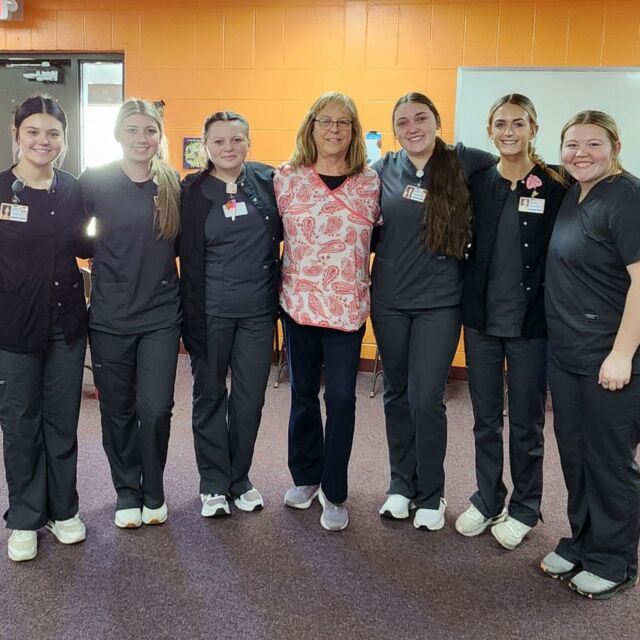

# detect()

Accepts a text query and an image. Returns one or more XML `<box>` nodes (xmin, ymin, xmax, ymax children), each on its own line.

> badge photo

<box><xmin>0</xmin><ymin>202</ymin><xmax>29</xmax><ymax>223</ymax></box>
<box><xmin>402</xmin><ymin>185</ymin><xmax>427</xmax><ymax>203</ymax></box>
<box><xmin>518</xmin><ymin>196</ymin><xmax>545</xmax><ymax>214</ymax></box>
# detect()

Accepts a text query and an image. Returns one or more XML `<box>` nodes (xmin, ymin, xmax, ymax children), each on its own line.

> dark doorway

<box><xmin>0</xmin><ymin>53</ymin><xmax>123</xmax><ymax>176</ymax></box>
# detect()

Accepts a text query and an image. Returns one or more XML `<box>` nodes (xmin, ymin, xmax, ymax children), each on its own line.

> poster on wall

<box><xmin>183</xmin><ymin>137</ymin><xmax>204</xmax><ymax>170</ymax></box>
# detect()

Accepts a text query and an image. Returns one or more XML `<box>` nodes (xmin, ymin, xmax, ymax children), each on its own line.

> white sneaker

<box><xmin>569</xmin><ymin>570</ymin><xmax>638</xmax><ymax>600</ymax></box>
<box><xmin>201</xmin><ymin>494</ymin><xmax>231</xmax><ymax>518</ymax></box>
<box><xmin>413</xmin><ymin>498</ymin><xmax>447</xmax><ymax>531</ymax></box>
<box><xmin>455</xmin><ymin>504</ymin><xmax>507</xmax><ymax>537</ymax></box>
<box><xmin>7</xmin><ymin>530</ymin><xmax>37</xmax><ymax>562</ymax></box>
<box><xmin>540</xmin><ymin>551</ymin><xmax>578</xmax><ymax>580</ymax></box>
<box><xmin>114</xmin><ymin>508</ymin><xmax>142</xmax><ymax>529</ymax></box>
<box><xmin>142</xmin><ymin>503</ymin><xmax>168</xmax><ymax>526</ymax></box>
<box><xmin>379</xmin><ymin>494</ymin><xmax>413</xmax><ymax>520</ymax></box>
<box><xmin>491</xmin><ymin>516</ymin><xmax>531</xmax><ymax>550</ymax></box>
<box><xmin>45</xmin><ymin>514</ymin><xmax>87</xmax><ymax>544</ymax></box>
<box><xmin>234</xmin><ymin>488</ymin><xmax>264</xmax><ymax>512</ymax></box>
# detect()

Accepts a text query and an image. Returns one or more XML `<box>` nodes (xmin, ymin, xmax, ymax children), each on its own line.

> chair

<box><xmin>273</xmin><ymin>317</ymin><xmax>288</xmax><ymax>388</ymax></box>
<box><xmin>79</xmin><ymin>265</ymin><xmax>98</xmax><ymax>399</ymax></box>
<box><xmin>369</xmin><ymin>347</ymin><xmax>383</xmax><ymax>398</ymax></box>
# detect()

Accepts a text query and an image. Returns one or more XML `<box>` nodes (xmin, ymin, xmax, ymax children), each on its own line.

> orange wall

<box><xmin>3</xmin><ymin>0</ymin><xmax>640</xmax><ymax>363</ymax></box>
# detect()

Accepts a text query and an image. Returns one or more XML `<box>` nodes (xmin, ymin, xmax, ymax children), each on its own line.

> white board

<box><xmin>454</xmin><ymin>68</ymin><xmax>640</xmax><ymax>175</ymax></box>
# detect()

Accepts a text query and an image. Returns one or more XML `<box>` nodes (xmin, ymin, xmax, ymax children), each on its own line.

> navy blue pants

<box><xmin>549</xmin><ymin>364</ymin><xmax>640</xmax><ymax>583</ymax></box>
<box><xmin>282</xmin><ymin>313</ymin><xmax>365</xmax><ymax>504</ymax></box>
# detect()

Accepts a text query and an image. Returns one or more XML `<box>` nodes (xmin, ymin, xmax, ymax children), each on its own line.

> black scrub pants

<box><xmin>0</xmin><ymin>334</ymin><xmax>86</xmax><ymax>530</ymax></box>
<box><xmin>89</xmin><ymin>325</ymin><xmax>180</xmax><ymax>511</ymax></box>
<box><xmin>190</xmin><ymin>314</ymin><xmax>273</xmax><ymax>498</ymax></box>
<box><xmin>549</xmin><ymin>364</ymin><xmax>640</xmax><ymax>583</ymax></box>
<box><xmin>282</xmin><ymin>312</ymin><xmax>365</xmax><ymax>505</ymax></box>
<box><xmin>464</xmin><ymin>330</ymin><xmax>547</xmax><ymax>527</ymax></box>
<box><xmin>371</xmin><ymin>301</ymin><xmax>461</xmax><ymax>509</ymax></box>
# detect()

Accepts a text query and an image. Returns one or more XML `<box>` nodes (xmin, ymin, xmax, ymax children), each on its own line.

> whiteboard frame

<box><xmin>454</xmin><ymin>67</ymin><xmax>640</xmax><ymax>174</ymax></box>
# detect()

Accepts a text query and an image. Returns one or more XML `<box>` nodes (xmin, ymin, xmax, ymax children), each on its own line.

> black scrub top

<box><xmin>485</xmin><ymin>189</ymin><xmax>525</xmax><ymax>337</ymax></box>
<box><xmin>80</xmin><ymin>162</ymin><xmax>181</xmax><ymax>335</ymax></box>
<box><xmin>200</xmin><ymin>175</ymin><xmax>274</xmax><ymax>317</ymax></box>
<box><xmin>372</xmin><ymin>143</ymin><xmax>495</xmax><ymax>309</ymax></box>
<box><xmin>546</xmin><ymin>172</ymin><xmax>640</xmax><ymax>375</ymax></box>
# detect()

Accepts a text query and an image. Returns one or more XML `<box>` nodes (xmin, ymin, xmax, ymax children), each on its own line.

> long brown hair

<box><xmin>488</xmin><ymin>93</ymin><xmax>564</xmax><ymax>184</ymax></box>
<box><xmin>290</xmin><ymin>91</ymin><xmax>367</xmax><ymax>175</ymax></box>
<box><xmin>392</xmin><ymin>92</ymin><xmax>471</xmax><ymax>258</ymax></box>
<box><xmin>115</xmin><ymin>99</ymin><xmax>180</xmax><ymax>242</ymax></box>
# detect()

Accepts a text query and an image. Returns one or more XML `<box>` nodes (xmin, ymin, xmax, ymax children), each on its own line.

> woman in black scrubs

<box><xmin>542</xmin><ymin>111</ymin><xmax>640</xmax><ymax>599</ymax></box>
<box><xmin>180</xmin><ymin>112</ymin><xmax>280</xmax><ymax>517</ymax></box>
<box><xmin>371</xmin><ymin>92</ymin><xmax>494</xmax><ymax>530</ymax></box>
<box><xmin>455</xmin><ymin>94</ymin><xmax>566</xmax><ymax>549</ymax></box>
<box><xmin>0</xmin><ymin>96</ymin><xmax>89</xmax><ymax>561</ymax></box>
<box><xmin>81</xmin><ymin>99</ymin><xmax>181</xmax><ymax>530</ymax></box>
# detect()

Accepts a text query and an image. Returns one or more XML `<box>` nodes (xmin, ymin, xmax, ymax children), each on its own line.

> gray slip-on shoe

<box><xmin>318</xmin><ymin>489</ymin><xmax>349</xmax><ymax>531</ymax></box>
<box><xmin>284</xmin><ymin>484</ymin><xmax>320</xmax><ymax>510</ymax></box>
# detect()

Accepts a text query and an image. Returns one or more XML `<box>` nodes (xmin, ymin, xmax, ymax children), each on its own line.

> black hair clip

<box><xmin>11</xmin><ymin>179</ymin><xmax>25</xmax><ymax>204</ymax></box>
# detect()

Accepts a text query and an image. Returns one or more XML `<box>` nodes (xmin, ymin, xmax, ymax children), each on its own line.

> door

<box><xmin>0</xmin><ymin>53</ymin><xmax>123</xmax><ymax>176</ymax></box>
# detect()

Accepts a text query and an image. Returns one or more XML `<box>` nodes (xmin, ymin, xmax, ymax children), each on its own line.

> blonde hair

<box><xmin>560</xmin><ymin>110</ymin><xmax>624</xmax><ymax>177</ymax></box>
<box><xmin>115</xmin><ymin>99</ymin><xmax>180</xmax><ymax>241</ymax></box>
<box><xmin>488</xmin><ymin>93</ymin><xmax>564</xmax><ymax>184</ymax></box>
<box><xmin>289</xmin><ymin>92</ymin><xmax>367</xmax><ymax>175</ymax></box>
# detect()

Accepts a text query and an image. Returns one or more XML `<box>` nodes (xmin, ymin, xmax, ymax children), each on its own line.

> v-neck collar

<box><xmin>310</xmin><ymin>165</ymin><xmax>349</xmax><ymax>195</ymax></box>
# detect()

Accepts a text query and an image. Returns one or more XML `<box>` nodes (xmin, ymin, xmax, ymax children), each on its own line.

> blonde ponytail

<box><xmin>115</xmin><ymin>98</ymin><xmax>181</xmax><ymax>241</ymax></box>
<box><xmin>150</xmin><ymin>157</ymin><xmax>181</xmax><ymax>241</ymax></box>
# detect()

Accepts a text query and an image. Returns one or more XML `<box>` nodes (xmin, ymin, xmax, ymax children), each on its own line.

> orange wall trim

<box><xmin>4</xmin><ymin>0</ymin><xmax>640</xmax><ymax>365</ymax></box>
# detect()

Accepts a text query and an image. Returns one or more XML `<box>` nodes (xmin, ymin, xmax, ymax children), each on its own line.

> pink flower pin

<box><xmin>526</xmin><ymin>175</ymin><xmax>543</xmax><ymax>190</ymax></box>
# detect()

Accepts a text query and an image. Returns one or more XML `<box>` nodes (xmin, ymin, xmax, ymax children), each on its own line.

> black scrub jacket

<box><xmin>545</xmin><ymin>172</ymin><xmax>640</xmax><ymax>375</ymax></box>
<box><xmin>463</xmin><ymin>163</ymin><xmax>567</xmax><ymax>338</ymax></box>
<box><xmin>0</xmin><ymin>168</ymin><xmax>89</xmax><ymax>353</ymax></box>
<box><xmin>200</xmin><ymin>173</ymin><xmax>275</xmax><ymax>318</ymax></box>
<box><xmin>179</xmin><ymin>162</ymin><xmax>282</xmax><ymax>358</ymax></box>
<box><xmin>372</xmin><ymin>143</ymin><xmax>496</xmax><ymax>310</ymax></box>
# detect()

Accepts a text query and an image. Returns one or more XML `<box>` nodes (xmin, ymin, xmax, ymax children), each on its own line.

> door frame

<box><xmin>0</xmin><ymin>52</ymin><xmax>124</xmax><ymax>176</ymax></box>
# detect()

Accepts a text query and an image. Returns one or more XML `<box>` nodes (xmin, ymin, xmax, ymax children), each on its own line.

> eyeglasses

<box><xmin>313</xmin><ymin>117</ymin><xmax>353</xmax><ymax>131</ymax></box>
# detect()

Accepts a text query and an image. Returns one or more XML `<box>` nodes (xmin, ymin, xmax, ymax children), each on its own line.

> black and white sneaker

<box><xmin>200</xmin><ymin>494</ymin><xmax>231</xmax><ymax>518</ymax></box>
<box><xmin>234</xmin><ymin>488</ymin><xmax>264</xmax><ymax>512</ymax></box>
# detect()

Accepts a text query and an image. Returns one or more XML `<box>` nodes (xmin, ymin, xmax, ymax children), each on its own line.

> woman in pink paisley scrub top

<box><xmin>274</xmin><ymin>91</ymin><xmax>380</xmax><ymax>532</ymax></box>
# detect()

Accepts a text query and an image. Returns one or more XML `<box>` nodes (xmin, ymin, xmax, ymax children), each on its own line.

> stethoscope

<box><xmin>10</xmin><ymin>171</ymin><xmax>57</xmax><ymax>204</ymax></box>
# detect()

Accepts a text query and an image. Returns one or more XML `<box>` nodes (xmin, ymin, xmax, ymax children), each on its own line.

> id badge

<box><xmin>223</xmin><ymin>200</ymin><xmax>248</xmax><ymax>221</ymax></box>
<box><xmin>518</xmin><ymin>197</ymin><xmax>545</xmax><ymax>214</ymax></box>
<box><xmin>402</xmin><ymin>185</ymin><xmax>427</xmax><ymax>203</ymax></box>
<box><xmin>0</xmin><ymin>202</ymin><xmax>29</xmax><ymax>223</ymax></box>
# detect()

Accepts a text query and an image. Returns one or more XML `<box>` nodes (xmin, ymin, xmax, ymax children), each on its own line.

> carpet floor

<box><xmin>0</xmin><ymin>355</ymin><xmax>638</xmax><ymax>640</ymax></box>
